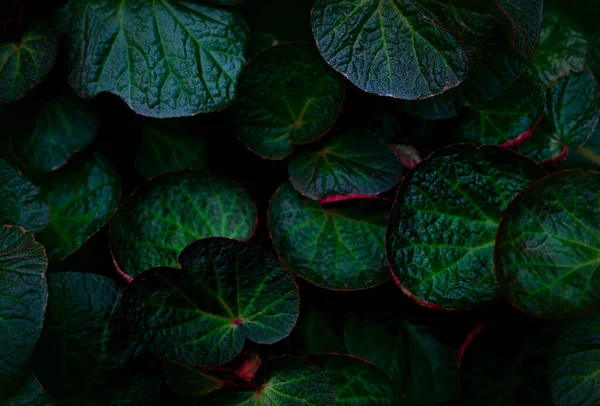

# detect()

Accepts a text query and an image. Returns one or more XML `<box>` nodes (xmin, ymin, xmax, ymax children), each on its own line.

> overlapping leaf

<box><xmin>0</xmin><ymin>374</ymin><xmax>52</xmax><ymax>406</ymax></box>
<box><xmin>489</xmin><ymin>0</ymin><xmax>543</xmax><ymax>58</ymax></box>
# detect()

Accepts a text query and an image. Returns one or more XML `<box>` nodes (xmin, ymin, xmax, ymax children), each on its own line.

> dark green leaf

<box><xmin>344</xmin><ymin>312</ymin><xmax>460</xmax><ymax>406</ymax></box>
<box><xmin>66</xmin><ymin>0</ymin><xmax>249</xmax><ymax>118</ymax></box>
<box><xmin>234</xmin><ymin>43</ymin><xmax>344</xmax><ymax>160</ymax></box>
<box><xmin>495</xmin><ymin>170</ymin><xmax>600</xmax><ymax>318</ymax></box>
<box><xmin>121</xmin><ymin>238</ymin><xmax>299</xmax><ymax>366</ymax></box>
<box><xmin>36</xmin><ymin>154</ymin><xmax>121</xmax><ymax>262</ymax></box>
<box><xmin>311</xmin><ymin>0</ymin><xmax>469</xmax><ymax>100</ymax></box>
<box><xmin>588</xmin><ymin>33</ymin><xmax>600</xmax><ymax>81</ymax></box>
<box><xmin>268</xmin><ymin>182</ymin><xmax>390</xmax><ymax>290</ymax></box>
<box><xmin>489</xmin><ymin>0</ymin><xmax>543</xmax><ymax>58</ymax></box>
<box><xmin>164</xmin><ymin>363</ymin><xmax>247</xmax><ymax>402</ymax></box>
<box><xmin>0</xmin><ymin>159</ymin><xmax>49</xmax><ymax>233</ymax></box>
<box><xmin>286</xmin><ymin>304</ymin><xmax>345</xmax><ymax>355</ymax></box>
<box><xmin>0</xmin><ymin>226</ymin><xmax>48</xmax><ymax>397</ymax></box>
<box><xmin>110</xmin><ymin>170</ymin><xmax>256</xmax><ymax>280</ymax></box>
<box><xmin>0</xmin><ymin>374</ymin><xmax>53</xmax><ymax>406</ymax></box>
<box><xmin>309</xmin><ymin>354</ymin><xmax>408</xmax><ymax>405</ymax></box>
<box><xmin>561</xmin><ymin>127</ymin><xmax>600</xmax><ymax>170</ymax></box>
<box><xmin>387</xmin><ymin>144</ymin><xmax>546</xmax><ymax>309</ymax></box>
<box><xmin>288</xmin><ymin>131</ymin><xmax>401</xmax><ymax>201</ymax></box>
<box><xmin>403</xmin><ymin>89</ymin><xmax>464</xmax><ymax>120</ymax></box>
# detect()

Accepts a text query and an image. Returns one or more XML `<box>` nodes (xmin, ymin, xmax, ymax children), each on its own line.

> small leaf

<box><xmin>268</xmin><ymin>182</ymin><xmax>390</xmax><ymax>290</ymax></box>
<box><xmin>311</xmin><ymin>0</ymin><xmax>469</xmax><ymax>100</ymax></box>
<box><xmin>489</xmin><ymin>0</ymin><xmax>543</xmax><ymax>58</ymax></box>
<box><xmin>288</xmin><ymin>131</ymin><xmax>401</xmax><ymax>201</ymax></box>
<box><xmin>495</xmin><ymin>170</ymin><xmax>600</xmax><ymax>319</ymax></box>
<box><xmin>121</xmin><ymin>238</ymin><xmax>299</xmax><ymax>366</ymax></box>
<box><xmin>234</xmin><ymin>43</ymin><xmax>345</xmax><ymax>160</ymax></box>
<box><xmin>388</xmin><ymin>144</ymin><xmax>421</xmax><ymax>170</ymax></box>
<box><xmin>0</xmin><ymin>24</ymin><xmax>58</xmax><ymax>105</ymax></box>
<box><xmin>0</xmin><ymin>226</ymin><xmax>48</xmax><ymax>397</ymax></box>
<box><xmin>387</xmin><ymin>144</ymin><xmax>546</xmax><ymax>309</ymax></box>
<box><xmin>0</xmin><ymin>159</ymin><xmax>49</xmax><ymax>233</ymax></box>
<box><xmin>308</xmin><ymin>354</ymin><xmax>408</xmax><ymax>405</ymax></box>
<box><xmin>0</xmin><ymin>374</ymin><xmax>53</xmax><ymax>406</ymax></box>
<box><xmin>66</xmin><ymin>0</ymin><xmax>249</xmax><ymax>118</ymax></box>
<box><xmin>36</xmin><ymin>154</ymin><xmax>121</xmax><ymax>262</ymax></box>
<box><xmin>110</xmin><ymin>170</ymin><xmax>256</xmax><ymax>280</ymax></box>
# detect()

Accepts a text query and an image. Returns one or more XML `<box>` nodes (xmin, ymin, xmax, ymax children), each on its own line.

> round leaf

<box><xmin>66</xmin><ymin>0</ymin><xmax>249</xmax><ymax>118</ymax></box>
<box><xmin>288</xmin><ymin>131</ymin><xmax>401</xmax><ymax>201</ymax></box>
<box><xmin>36</xmin><ymin>154</ymin><xmax>121</xmax><ymax>262</ymax></box>
<box><xmin>234</xmin><ymin>43</ymin><xmax>344</xmax><ymax>160</ymax></box>
<box><xmin>309</xmin><ymin>354</ymin><xmax>408</xmax><ymax>405</ymax></box>
<box><xmin>0</xmin><ymin>159</ymin><xmax>49</xmax><ymax>233</ymax></box>
<box><xmin>110</xmin><ymin>170</ymin><xmax>256</xmax><ymax>279</ymax></box>
<box><xmin>12</xmin><ymin>93</ymin><xmax>99</xmax><ymax>172</ymax></box>
<box><xmin>0</xmin><ymin>374</ymin><xmax>53</xmax><ymax>406</ymax></box>
<box><xmin>495</xmin><ymin>170</ymin><xmax>600</xmax><ymax>318</ymax></box>
<box><xmin>311</xmin><ymin>0</ymin><xmax>468</xmax><ymax>100</ymax></box>
<box><xmin>268</xmin><ymin>182</ymin><xmax>390</xmax><ymax>290</ymax></box>
<box><xmin>387</xmin><ymin>144</ymin><xmax>546</xmax><ymax>309</ymax></box>
<box><xmin>121</xmin><ymin>238</ymin><xmax>299</xmax><ymax>366</ymax></box>
<box><xmin>0</xmin><ymin>226</ymin><xmax>48</xmax><ymax>397</ymax></box>
<box><xmin>489</xmin><ymin>0</ymin><xmax>543</xmax><ymax>58</ymax></box>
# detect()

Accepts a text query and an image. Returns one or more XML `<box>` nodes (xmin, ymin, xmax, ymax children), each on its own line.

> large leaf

<box><xmin>0</xmin><ymin>160</ymin><xmax>49</xmax><ymax>233</ymax></box>
<box><xmin>66</xmin><ymin>0</ymin><xmax>249</xmax><ymax>118</ymax></box>
<box><xmin>0</xmin><ymin>24</ymin><xmax>58</xmax><ymax>105</ymax></box>
<box><xmin>33</xmin><ymin>272</ymin><xmax>140</xmax><ymax>404</ymax></box>
<box><xmin>527</xmin><ymin>13</ymin><xmax>589</xmax><ymax>88</ymax></box>
<box><xmin>309</xmin><ymin>354</ymin><xmax>408</xmax><ymax>405</ymax></box>
<box><xmin>495</xmin><ymin>170</ymin><xmax>600</xmax><ymax>319</ymax></box>
<box><xmin>387</xmin><ymin>144</ymin><xmax>546</xmax><ymax>309</ymax></box>
<box><xmin>268</xmin><ymin>182</ymin><xmax>390</xmax><ymax>290</ymax></box>
<box><xmin>549</xmin><ymin>311</ymin><xmax>600</xmax><ymax>406</ymax></box>
<box><xmin>288</xmin><ymin>131</ymin><xmax>401</xmax><ymax>201</ymax></box>
<box><xmin>0</xmin><ymin>226</ymin><xmax>48</xmax><ymax>397</ymax></box>
<box><xmin>110</xmin><ymin>170</ymin><xmax>256</xmax><ymax>280</ymax></box>
<box><xmin>234</xmin><ymin>43</ymin><xmax>344</xmax><ymax>160</ymax></box>
<box><xmin>489</xmin><ymin>0</ymin><xmax>543</xmax><ymax>58</ymax></box>
<box><xmin>311</xmin><ymin>0</ymin><xmax>468</xmax><ymax>100</ymax></box>
<box><xmin>0</xmin><ymin>374</ymin><xmax>53</xmax><ymax>406</ymax></box>
<box><xmin>36</xmin><ymin>154</ymin><xmax>121</xmax><ymax>262</ymax></box>
<box><xmin>12</xmin><ymin>93</ymin><xmax>99</xmax><ymax>172</ymax></box>
<box><xmin>121</xmin><ymin>238</ymin><xmax>299</xmax><ymax>366</ymax></box>
<box><xmin>344</xmin><ymin>312</ymin><xmax>460</xmax><ymax>406</ymax></box>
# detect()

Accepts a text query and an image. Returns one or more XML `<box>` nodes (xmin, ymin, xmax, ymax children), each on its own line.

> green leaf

<box><xmin>36</xmin><ymin>154</ymin><xmax>121</xmax><ymax>262</ymax></box>
<box><xmin>288</xmin><ymin>131</ymin><xmax>401</xmax><ymax>201</ymax></box>
<box><xmin>66</xmin><ymin>0</ymin><xmax>249</xmax><ymax>118</ymax></box>
<box><xmin>33</xmin><ymin>272</ymin><xmax>139</xmax><ymax>403</ymax></box>
<box><xmin>234</xmin><ymin>43</ymin><xmax>344</xmax><ymax>160</ymax></box>
<box><xmin>121</xmin><ymin>238</ymin><xmax>299</xmax><ymax>366</ymax></box>
<box><xmin>164</xmin><ymin>363</ymin><xmax>247</xmax><ymax>402</ymax></box>
<box><xmin>0</xmin><ymin>226</ymin><xmax>48</xmax><ymax>397</ymax></box>
<box><xmin>495</xmin><ymin>170</ymin><xmax>600</xmax><ymax>319</ymax></box>
<box><xmin>549</xmin><ymin>312</ymin><xmax>600</xmax><ymax>406</ymax></box>
<box><xmin>309</xmin><ymin>354</ymin><xmax>408</xmax><ymax>405</ymax></box>
<box><xmin>286</xmin><ymin>304</ymin><xmax>345</xmax><ymax>355</ymax></box>
<box><xmin>203</xmin><ymin>357</ymin><xmax>335</xmax><ymax>405</ymax></box>
<box><xmin>344</xmin><ymin>312</ymin><xmax>460</xmax><ymax>406</ymax></box>
<box><xmin>12</xmin><ymin>93</ymin><xmax>99</xmax><ymax>172</ymax></box>
<box><xmin>0</xmin><ymin>374</ymin><xmax>53</xmax><ymax>406</ymax></box>
<box><xmin>456</xmin><ymin>79</ymin><xmax>545</xmax><ymax>146</ymax></box>
<box><xmin>489</xmin><ymin>0</ymin><xmax>543</xmax><ymax>58</ymax></box>
<box><xmin>110</xmin><ymin>170</ymin><xmax>256</xmax><ymax>280</ymax></box>
<box><xmin>0</xmin><ymin>24</ymin><xmax>59</xmax><ymax>105</ymax></box>
<box><xmin>268</xmin><ymin>182</ymin><xmax>390</xmax><ymax>290</ymax></box>
<box><xmin>527</xmin><ymin>13</ymin><xmax>589</xmax><ymax>88</ymax></box>
<box><xmin>134</xmin><ymin>120</ymin><xmax>207</xmax><ymax>178</ymax></box>
<box><xmin>0</xmin><ymin>159</ymin><xmax>49</xmax><ymax>233</ymax></box>
<box><xmin>561</xmin><ymin>127</ymin><xmax>600</xmax><ymax>170</ymax></box>
<box><xmin>519</xmin><ymin>69</ymin><xmax>600</xmax><ymax>162</ymax></box>
<box><xmin>311</xmin><ymin>0</ymin><xmax>469</xmax><ymax>100</ymax></box>
<box><xmin>387</xmin><ymin>144</ymin><xmax>546</xmax><ymax>309</ymax></box>
<box><xmin>403</xmin><ymin>89</ymin><xmax>464</xmax><ymax>120</ymax></box>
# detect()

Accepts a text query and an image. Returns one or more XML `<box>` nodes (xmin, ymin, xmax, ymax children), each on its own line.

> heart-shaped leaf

<box><xmin>311</xmin><ymin>0</ymin><xmax>469</xmax><ymax>100</ymax></box>
<box><xmin>12</xmin><ymin>93</ymin><xmax>99</xmax><ymax>172</ymax></box>
<box><xmin>234</xmin><ymin>43</ymin><xmax>345</xmax><ymax>160</ymax></box>
<box><xmin>0</xmin><ymin>374</ymin><xmax>52</xmax><ymax>406</ymax></box>
<box><xmin>134</xmin><ymin>120</ymin><xmax>207</xmax><ymax>178</ymax></box>
<box><xmin>489</xmin><ymin>0</ymin><xmax>543</xmax><ymax>58</ymax></box>
<box><xmin>308</xmin><ymin>354</ymin><xmax>408</xmax><ymax>405</ymax></box>
<box><xmin>36</xmin><ymin>154</ymin><xmax>121</xmax><ymax>262</ymax></box>
<box><xmin>495</xmin><ymin>170</ymin><xmax>600</xmax><ymax>319</ymax></box>
<box><xmin>344</xmin><ymin>312</ymin><xmax>460</xmax><ymax>406</ymax></box>
<box><xmin>121</xmin><ymin>238</ymin><xmax>299</xmax><ymax>366</ymax></box>
<box><xmin>387</xmin><ymin>144</ymin><xmax>546</xmax><ymax>309</ymax></box>
<box><xmin>66</xmin><ymin>0</ymin><xmax>248</xmax><ymax>118</ymax></box>
<box><xmin>288</xmin><ymin>131</ymin><xmax>401</xmax><ymax>201</ymax></box>
<box><xmin>0</xmin><ymin>226</ymin><xmax>48</xmax><ymax>397</ymax></box>
<box><xmin>110</xmin><ymin>170</ymin><xmax>256</xmax><ymax>280</ymax></box>
<box><xmin>268</xmin><ymin>182</ymin><xmax>390</xmax><ymax>290</ymax></box>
